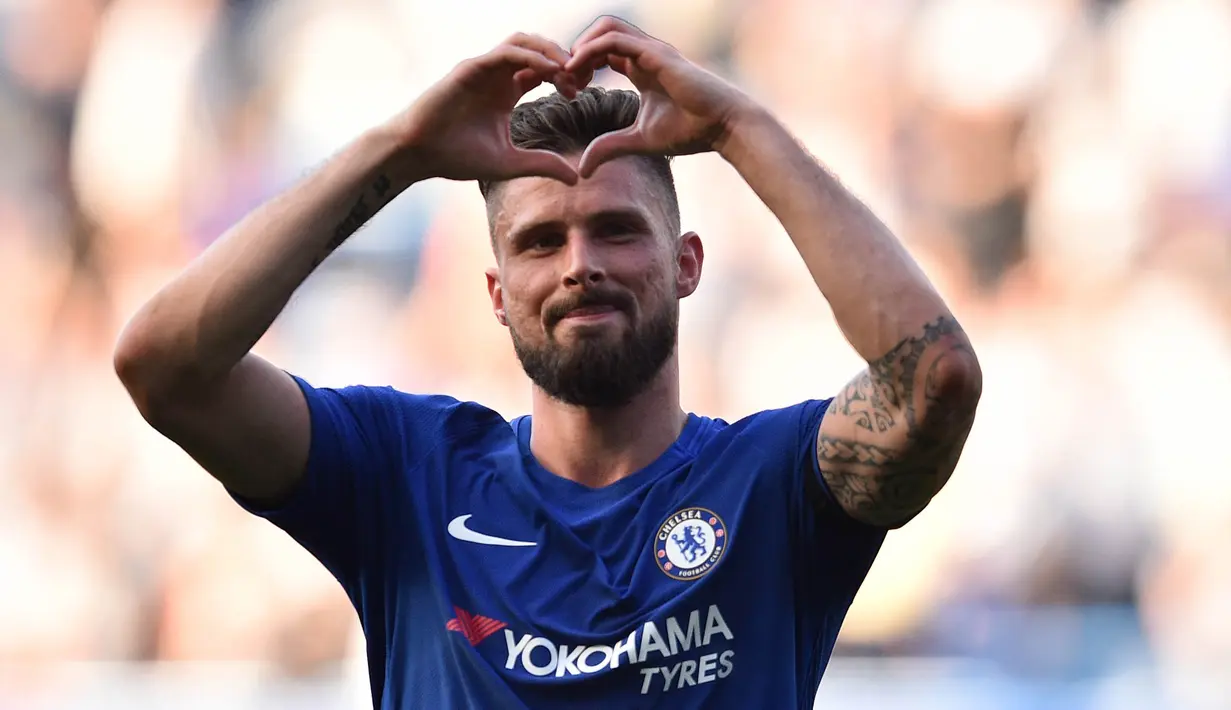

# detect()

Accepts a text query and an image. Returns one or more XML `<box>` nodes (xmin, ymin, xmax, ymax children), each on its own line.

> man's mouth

<box><xmin>564</xmin><ymin>305</ymin><xmax>618</xmax><ymax>318</ymax></box>
<box><xmin>547</xmin><ymin>291</ymin><xmax>633</xmax><ymax>327</ymax></box>
<box><xmin>561</xmin><ymin>304</ymin><xmax>620</xmax><ymax>322</ymax></box>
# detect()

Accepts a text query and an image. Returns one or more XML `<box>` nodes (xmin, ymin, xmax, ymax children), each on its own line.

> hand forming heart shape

<box><xmin>385</xmin><ymin>15</ymin><xmax>757</xmax><ymax>187</ymax></box>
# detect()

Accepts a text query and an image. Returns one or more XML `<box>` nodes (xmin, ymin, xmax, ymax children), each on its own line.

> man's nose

<box><xmin>561</xmin><ymin>234</ymin><xmax>606</xmax><ymax>288</ymax></box>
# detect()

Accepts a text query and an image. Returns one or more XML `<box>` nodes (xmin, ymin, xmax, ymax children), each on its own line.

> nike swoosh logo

<box><xmin>447</xmin><ymin>514</ymin><xmax>537</xmax><ymax>547</ymax></box>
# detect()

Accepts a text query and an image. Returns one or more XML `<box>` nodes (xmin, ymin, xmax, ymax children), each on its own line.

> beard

<box><xmin>510</xmin><ymin>295</ymin><xmax>678</xmax><ymax>409</ymax></box>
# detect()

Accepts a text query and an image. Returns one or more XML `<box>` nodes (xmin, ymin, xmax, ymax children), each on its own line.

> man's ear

<box><xmin>486</xmin><ymin>267</ymin><xmax>508</xmax><ymax>326</ymax></box>
<box><xmin>676</xmin><ymin>231</ymin><xmax>703</xmax><ymax>299</ymax></box>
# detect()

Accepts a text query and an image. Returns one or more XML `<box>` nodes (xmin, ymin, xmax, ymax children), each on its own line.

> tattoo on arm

<box><xmin>818</xmin><ymin>315</ymin><xmax>979</xmax><ymax>527</ymax></box>
<box><xmin>313</xmin><ymin>173</ymin><xmax>394</xmax><ymax>266</ymax></box>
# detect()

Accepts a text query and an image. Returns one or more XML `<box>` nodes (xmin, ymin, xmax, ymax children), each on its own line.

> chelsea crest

<box><xmin>654</xmin><ymin>507</ymin><xmax>727</xmax><ymax>581</ymax></box>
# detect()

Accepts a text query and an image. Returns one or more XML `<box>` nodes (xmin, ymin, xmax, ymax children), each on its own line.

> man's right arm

<box><xmin>113</xmin><ymin>125</ymin><xmax>411</xmax><ymax>506</ymax></box>
<box><xmin>114</xmin><ymin>34</ymin><xmax>578</xmax><ymax>508</ymax></box>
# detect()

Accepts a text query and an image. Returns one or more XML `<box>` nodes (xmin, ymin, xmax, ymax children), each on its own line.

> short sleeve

<box><xmin>230</xmin><ymin>375</ymin><xmax>430</xmax><ymax>598</ymax></box>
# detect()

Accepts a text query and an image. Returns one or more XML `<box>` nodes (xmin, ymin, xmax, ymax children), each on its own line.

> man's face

<box><xmin>486</xmin><ymin>157</ymin><xmax>702</xmax><ymax>408</ymax></box>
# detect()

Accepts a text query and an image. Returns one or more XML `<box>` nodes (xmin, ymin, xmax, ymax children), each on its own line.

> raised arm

<box><xmin>113</xmin><ymin>34</ymin><xmax>580</xmax><ymax>505</ymax></box>
<box><xmin>566</xmin><ymin>17</ymin><xmax>982</xmax><ymax>529</ymax></box>
<box><xmin>718</xmin><ymin>111</ymin><xmax>981</xmax><ymax>529</ymax></box>
<box><xmin>113</xmin><ymin>126</ymin><xmax>406</xmax><ymax>505</ymax></box>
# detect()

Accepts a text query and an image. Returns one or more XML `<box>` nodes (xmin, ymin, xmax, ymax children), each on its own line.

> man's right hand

<box><xmin>388</xmin><ymin>33</ymin><xmax>581</xmax><ymax>186</ymax></box>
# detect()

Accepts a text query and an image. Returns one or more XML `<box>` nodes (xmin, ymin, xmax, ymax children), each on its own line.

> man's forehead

<box><xmin>491</xmin><ymin>158</ymin><xmax>669</xmax><ymax>240</ymax></box>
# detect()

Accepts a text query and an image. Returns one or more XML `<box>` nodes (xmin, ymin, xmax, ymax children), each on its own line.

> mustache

<box><xmin>545</xmin><ymin>289</ymin><xmax>635</xmax><ymax>327</ymax></box>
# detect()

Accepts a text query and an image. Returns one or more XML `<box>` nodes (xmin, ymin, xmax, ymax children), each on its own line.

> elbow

<box><xmin>112</xmin><ymin>319</ymin><xmax>203</xmax><ymax>419</ymax></box>
<box><xmin>930</xmin><ymin>343</ymin><xmax>983</xmax><ymax>419</ymax></box>
<box><xmin>113</xmin><ymin>324</ymin><xmax>170</xmax><ymax>417</ymax></box>
<box><xmin>112</xmin><ymin>320</ymin><xmax>149</xmax><ymax>389</ymax></box>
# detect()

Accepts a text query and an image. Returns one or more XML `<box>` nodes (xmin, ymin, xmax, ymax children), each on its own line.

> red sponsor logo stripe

<box><xmin>446</xmin><ymin>607</ymin><xmax>508</xmax><ymax>646</ymax></box>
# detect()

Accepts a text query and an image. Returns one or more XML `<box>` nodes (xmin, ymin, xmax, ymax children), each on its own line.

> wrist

<box><xmin>366</xmin><ymin>119</ymin><xmax>430</xmax><ymax>190</ymax></box>
<box><xmin>714</xmin><ymin>102</ymin><xmax>785</xmax><ymax>167</ymax></box>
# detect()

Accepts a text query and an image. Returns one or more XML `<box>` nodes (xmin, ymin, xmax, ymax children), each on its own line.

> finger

<box><xmin>569</xmin><ymin>52</ymin><xmax>634</xmax><ymax>87</ymax></box>
<box><xmin>572</xmin><ymin>15</ymin><xmax>646</xmax><ymax>52</ymax></box>
<box><xmin>489</xmin><ymin>35</ymin><xmax>579</xmax><ymax>98</ymax></box>
<box><xmin>503</xmin><ymin>32</ymin><xmax>573</xmax><ymax>68</ymax></box>
<box><xmin>504</xmin><ymin>148</ymin><xmax>579</xmax><ymax>185</ymax></box>
<box><xmin>578</xmin><ymin>128</ymin><xmax>646</xmax><ymax>178</ymax></box>
<box><xmin>567</xmin><ymin>33</ymin><xmax>652</xmax><ymax>77</ymax></box>
<box><xmin>512</xmin><ymin>67</ymin><xmax>545</xmax><ymax>96</ymax></box>
<box><xmin>606</xmin><ymin>53</ymin><xmax>633</xmax><ymax>78</ymax></box>
<box><xmin>475</xmin><ymin>44</ymin><xmax>561</xmax><ymax>78</ymax></box>
<box><xmin>555</xmin><ymin>73</ymin><xmax>583</xmax><ymax>100</ymax></box>
<box><xmin>564</xmin><ymin>59</ymin><xmax>600</xmax><ymax>94</ymax></box>
<box><xmin>513</xmin><ymin>66</ymin><xmax>580</xmax><ymax>101</ymax></box>
<box><xmin>569</xmin><ymin>63</ymin><xmax>596</xmax><ymax>91</ymax></box>
<box><xmin>564</xmin><ymin>18</ymin><xmax>644</xmax><ymax>91</ymax></box>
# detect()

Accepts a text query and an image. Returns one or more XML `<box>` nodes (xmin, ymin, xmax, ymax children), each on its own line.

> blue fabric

<box><xmin>233</xmin><ymin>376</ymin><xmax>886</xmax><ymax>709</ymax></box>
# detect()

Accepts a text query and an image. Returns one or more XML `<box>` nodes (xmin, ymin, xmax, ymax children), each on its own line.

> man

<box><xmin>114</xmin><ymin>17</ymin><xmax>981</xmax><ymax>709</ymax></box>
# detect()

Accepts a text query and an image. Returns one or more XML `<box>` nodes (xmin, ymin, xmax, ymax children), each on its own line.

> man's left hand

<box><xmin>565</xmin><ymin>16</ymin><xmax>757</xmax><ymax>177</ymax></box>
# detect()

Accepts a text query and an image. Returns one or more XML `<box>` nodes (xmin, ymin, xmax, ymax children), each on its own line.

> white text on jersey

<box><xmin>502</xmin><ymin>605</ymin><xmax>735</xmax><ymax>693</ymax></box>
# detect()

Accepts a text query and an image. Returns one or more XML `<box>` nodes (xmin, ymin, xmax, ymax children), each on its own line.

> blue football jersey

<box><xmin>234</xmin><ymin>376</ymin><xmax>886</xmax><ymax>709</ymax></box>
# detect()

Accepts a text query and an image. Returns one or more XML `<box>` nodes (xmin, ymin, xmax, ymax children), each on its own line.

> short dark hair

<box><xmin>479</xmin><ymin>87</ymin><xmax>681</xmax><ymax>237</ymax></box>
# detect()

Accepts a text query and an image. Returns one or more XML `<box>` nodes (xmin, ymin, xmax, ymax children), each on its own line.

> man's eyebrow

<box><xmin>584</xmin><ymin>208</ymin><xmax>653</xmax><ymax>228</ymax></box>
<box><xmin>505</xmin><ymin>207</ymin><xmax>653</xmax><ymax>244</ymax></box>
<box><xmin>505</xmin><ymin>217</ymin><xmax>565</xmax><ymax>246</ymax></box>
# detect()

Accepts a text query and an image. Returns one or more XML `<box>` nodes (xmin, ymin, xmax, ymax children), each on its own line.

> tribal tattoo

<box><xmin>817</xmin><ymin>315</ymin><xmax>980</xmax><ymax>527</ymax></box>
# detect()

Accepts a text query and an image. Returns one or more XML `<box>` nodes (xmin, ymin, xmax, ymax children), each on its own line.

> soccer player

<box><xmin>115</xmin><ymin>17</ymin><xmax>981</xmax><ymax>709</ymax></box>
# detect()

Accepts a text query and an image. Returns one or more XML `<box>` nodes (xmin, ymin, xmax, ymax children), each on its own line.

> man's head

<box><xmin>482</xmin><ymin>87</ymin><xmax>703</xmax><ymax>408</ymax></box>
<box><xmin>478</xmin><ymin>87</ymin><xmax>681</xmax><ymax>237</ymax></box>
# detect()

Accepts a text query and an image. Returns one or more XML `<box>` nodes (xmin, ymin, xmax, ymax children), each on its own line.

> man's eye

<box><xmin>599</xmin><ymin>222</ymin><xmax>638</xmax><ymax>239</ymax></box>
<box><xmin>529</xmin><ymin>234</ymin><xmax>565</xmax><ymax>250</ymax></box>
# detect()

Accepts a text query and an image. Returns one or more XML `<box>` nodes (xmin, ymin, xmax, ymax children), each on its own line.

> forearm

<box><xmin>115</xmin><ymin>123</ymin><xmax>413</xmax><ymax>393</ymax></box>
<box><xmin>717</xmin><ymin>108</ymin><xmax>954</xmax><ymax>361</ymax></box>
<box><xmin>716</xmin><ymin>108</ymin><xmax>980</xmax><ymax>526</ymax></box>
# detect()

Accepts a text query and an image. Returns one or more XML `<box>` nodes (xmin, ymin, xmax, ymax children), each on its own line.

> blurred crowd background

<box><xmin>1</xmin><ymin>0</ymin><xmax>1229</xmax><ymax>708</ymax></box>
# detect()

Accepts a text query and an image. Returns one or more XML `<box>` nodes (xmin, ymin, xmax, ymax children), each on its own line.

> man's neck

<box><xmin>528</xmin><ymin>358</ymin><xmax>687</xmax><ymax>489</ymax></box>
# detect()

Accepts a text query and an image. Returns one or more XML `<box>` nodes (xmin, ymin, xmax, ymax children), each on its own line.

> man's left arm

<box><xmin>718</xmin><ymin>109</ymin><xmax>983</xmax><ymax>529</ymax></box>
<box><xmin>564</xmin><ymin>17</ymin><xmax>981</xmax><ymax>528</ymax></box>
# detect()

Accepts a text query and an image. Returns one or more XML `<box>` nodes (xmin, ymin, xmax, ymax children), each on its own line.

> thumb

<box><xmin>578</xmin><ymin>128</ymin><xmax>645</xmax><ymax>178</ymax></box>
<box><xmin>506</xmin><ymin>148</ymin><xmax>579</xmax><ymax>185</ymax></box>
